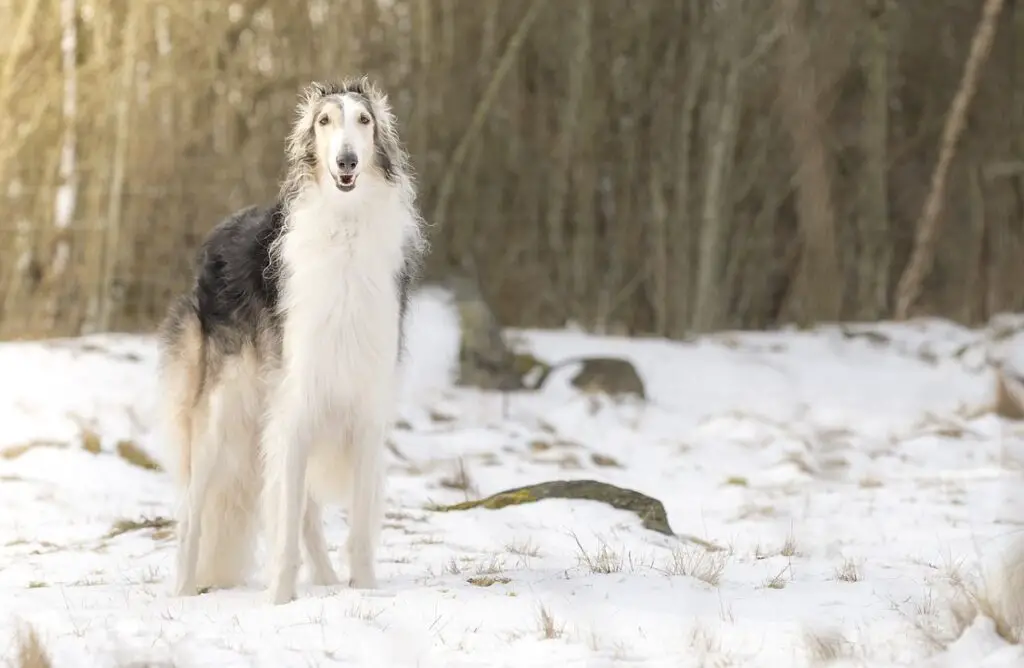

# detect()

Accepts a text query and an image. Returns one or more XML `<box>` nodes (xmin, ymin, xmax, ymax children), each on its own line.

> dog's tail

<box><xmin>157</xmin><ymin>296</ymin><xmax>205</xmax><ymax>489</ymax></box>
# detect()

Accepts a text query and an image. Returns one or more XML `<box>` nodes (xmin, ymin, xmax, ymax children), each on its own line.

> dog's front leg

<box><xmin>303</xmin><ymin>494</ymin><xmax>340</xmax><ymax>586</ymax></box>
<box><xmin>263</xmin><ymin>392</ymin><xmax>315</xmax><ymax>605</ymax></box>
<box><xmin>346</xmin><ymin>416</ymin><xmax>387</xmax><ymax>589</ymax></box>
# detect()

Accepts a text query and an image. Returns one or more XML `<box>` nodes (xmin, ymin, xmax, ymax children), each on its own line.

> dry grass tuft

<box><xmin>528</xmin><ymin>439</ymin><xmax>553</xmax><ymax>452</ymax></box>
<box><xmin>439</xmin><ymin>458</ymin><xmax>477</xmax><ymax>499</ymax></box>
<box><xmin>467</xmin><ymin>575</ymin><xmax>511</xmax><ymax>587</ymax></box>
<box><xmin>908</xmin><ymin>542</ymin><xmax>1024</xmax><ymax>651</ymax></box>
<box><xmin>689</xmin><ymin>624</ymin><xmax>726</xmax><ymax>661</ymax></box>
<box><xmin>346</xmin><ymin>602</ymin><xmax>385</xmax><ymax>623</ymax></box>
<box><xmin>803</xmin><ymin>628</ymin><xmax>856</xmax><ymax>664</ymax></box>
<box><xmin>754</xmin><ymin>530</ymin><xmax>798</xmax><ymax>560</ymax></box>
<box><xmin>80</xmin><ymin>429</ymin><xmax>102</xmax><ymax>454</ymax></box>
<box><xmin>14</xmin><ymin>625</ymin><xmax>52</xmax><ymax>668</ymax></box>
<box><xmin>505</xmin><ymin>538</ymin><xmax>541</xmax><ymax>558</ymax></box>
<box><xmin>475</xmin><ymin>555</ymin><xmax>506</xmax><ymax>575</ymax></box>
<box><xmin>951</xmin><ymin>555</ymin><xmax>1024</xmax><ymax>644</ymax></box>
<box><xmin>537</xmin><ymin>605</ymin><xmax>564</xmax><ymax>639</ymax></box>
<box><xmin>590</xmin><ymin>452</ymin><xmax>623</xmax><ymax>468</ymax></box>
<box><xmin>660</xmin><ymin>546</ymin><xmax>727</xmax><ymax>587</ymax></box>
<box><xmin>950</xmin><ymin>569</ymin><xmax>1024</xmax><ymax>643</ymax></box>
<box><xmin>442</xmin><ymin>557</ymin><xmax>463</xmax><ymax>575</ymax></box>
<box><xmin>762</xmin><ymin>563</ymin><xmax>792</xmax><ymax>590</ymax></box>
<box><xmin>428</xmin><ymin>407</ymin><xmax>458</xmax><ymax>424</ymax></box>
<box><xmin>737</xmin><ymin>503</ymin><xmax>777</xmax><ymax>520</ymax></box>
<box><xmin>782</xmin><ymin>451</ymin><xmax>818</xmax><ymax>476</ymax></box>
<box><xmin>570</xmin><ymin>534</ymin><xmax>626</xmax><ymax>574</ymax></box>
<box><xmin>106</xmin><ymin>516</ymin><xmax>174</xmax><ymax>539</ymax></box>
<box><xmin>1</xmin><ymin>440</ymin><xmax>66</xmax><ymax>460</ymax></box>
<box><xmin>780</xmin><ymin>530</ymin><xmax>798</xmax><ymax>557</ymax></box>
<box><xmin>859</xmin><ymin>475</ymin><xmax>884</xmax><ymax>489</ymax></box>
<box><xmin>834</xmin><ymin>557</ymin><xmax>860</xmax><ymax>583</ymax></box>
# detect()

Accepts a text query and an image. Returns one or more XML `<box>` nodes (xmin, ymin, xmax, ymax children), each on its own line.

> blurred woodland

<box><xmin>0</xmin><ymin>0</ymin><xmax>1022</xmax><ymax>341</ymax></box>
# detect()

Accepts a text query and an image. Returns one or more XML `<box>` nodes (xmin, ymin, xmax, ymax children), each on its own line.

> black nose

<box><xmin>336</xmin><ymin>152</ymin><xmax>358</xmax><ymax>173</ymax></box>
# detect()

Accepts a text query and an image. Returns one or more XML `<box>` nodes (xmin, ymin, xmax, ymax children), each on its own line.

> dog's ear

<box><xmin>365</xmin><ymin>84</ymin><xmax>404</xmax><ymax>183</ymax></box>
<box><xmin>362</xmin><ymin>80</ymin><xmax>395</xmax><ymax>135</ymax></box>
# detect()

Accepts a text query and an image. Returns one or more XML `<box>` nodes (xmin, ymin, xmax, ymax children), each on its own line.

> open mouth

<box><xmin>336</xmin><ymin>174</ymin><xmax>357</xmax><ymax>192</ymax></box>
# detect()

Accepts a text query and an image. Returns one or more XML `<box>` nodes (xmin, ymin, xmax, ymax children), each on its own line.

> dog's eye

<box><xmin>318</xmin><ymin>115</ymin><xmax>330</xmax><ymax>126</ymax></box>
<box><xmin>358</xmin><ymin>114</ymin><xmax>371</xmax><ymax>125</ymax></box>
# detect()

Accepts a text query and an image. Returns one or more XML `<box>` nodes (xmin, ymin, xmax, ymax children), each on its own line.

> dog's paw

<box><xmin>267</xmin><ymin>587</ymin><xmax>296</xmax><ymax>605</ymax></box>
<box><xmin>173</xmin><ymin>579</ymin><xmax>198</xmax><ymax>597</ymax></box>
<box><xmin>348</xmin><ymin>573</ymin><xmax>378</xmax><ymax>590</ymax></box>
<box><xmin>267</xmin><ymin>580</ymin><xmax>297</xmax><ymax>605</ymax></box>
<box><xmin>310</xmin><ymin>567</ymin><xmax>342</xmax><ymax>587</ymax></box>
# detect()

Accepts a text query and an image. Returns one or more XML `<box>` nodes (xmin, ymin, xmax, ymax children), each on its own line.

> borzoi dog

<box><xmin>157</xmin><ymin>76</ymin><xmax>425</xmax><ymax>605</ymax></box>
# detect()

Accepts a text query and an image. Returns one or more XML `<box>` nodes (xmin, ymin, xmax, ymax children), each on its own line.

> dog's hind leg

<box><xmin>175</xmin><ymin>416</ymin><xmax>217</xmax><ymax>596</ymax></box>
<box><xmin>195</xmin><ymin>476</ymin><xmax>259</xmax><ymax>591</ymax></box>
<box><xmin>160</xmin><ymin>303</ymin><xmax>211</xmax><ymax>597</ymax></box>
<box><xmin>302</xmin><ymin>495</ymin><xmax>340</xmax><ymax>586</ymax></box>
<box><xmin>194</xmin><ymin>357</ymin><xmax>262</xmax><ymax>591</ymax></box>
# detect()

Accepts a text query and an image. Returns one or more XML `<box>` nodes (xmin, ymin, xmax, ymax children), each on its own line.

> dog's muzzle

<box><xmin>335</xmin><ymin>152</ymin><xmax>358</xmax><ymax>192</ymax></box>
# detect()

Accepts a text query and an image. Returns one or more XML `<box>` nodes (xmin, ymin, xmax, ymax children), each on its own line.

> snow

<box><xmin>2</xmin><ymin>290</ymin><xmax>1024</xmax><ymax>667</ymax></box>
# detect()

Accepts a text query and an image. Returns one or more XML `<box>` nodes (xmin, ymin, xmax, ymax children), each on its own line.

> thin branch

<box><xmin>430</xmin><ymin>0</ymin><xmax>546</xmax><ymax>231</ymax></box>
<box><xmin>894</xmin><ymin>0</ymin><xmax>1006</xmax><ymax>319</ymax></box>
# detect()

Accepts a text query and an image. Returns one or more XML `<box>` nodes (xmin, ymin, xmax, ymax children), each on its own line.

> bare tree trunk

<box><xmin>776</xmin><ymin>0</ymin><xmax>842</xmax><ymax>326</ymax></box>
<box><xmin>966</xmin><ymin>162</ymin><xmax>987</xmax><ymax>324</ymax></box>
<box><xmin>894</xmin><ymin>0</ymin><xmax>1005</xmax><ymax>319</ymax></box>
<box><xmin>570</xmin><ymin>27</ymin><xmax>598</xmax><ymax>329</ymax></box>
<box><xmin>546</xmin><ymin>0</ymin><xmax>590</xmax><ymax>315</ymax></box>
<box><xmin>412</xmin><ymin>0</ymin><xmax>433</xmax><ymax>176</ymax></box>
<box><xmin>0</xmin><ymin>0</ymin><xmax>45</xmax><ymax>335</ymax></box>
<box><xmin>0</xmin><ymin>0</ymin><xmax>42</xmax><ymax>180</ymax></box>
<box><xmin>667</xmin><ymin>0</ymin><xmax>710</xmax><ymax>337</ymax></box>
<box><xmin>93</xmin><ymin>2</ymin><xmax>139</xmax><ymax>332</ymax></box>
<box><xmin>855</xmin><ymin>0</ymin><xmax>890</xmax><ymax>320</ymax></box>
<box><xmin>691</xmin><ymin>1</ymin><xmax>742</xmax><ymax>334</ymax></box>
<box><xmin>47</xmin><ymin>0</ymin><xmax>78</xmax><ymax>330</ymax></box>
<box><xmin>647</xmin><ymin>20</ymin><xmax>684</xmax><ymax>337</ymax></box>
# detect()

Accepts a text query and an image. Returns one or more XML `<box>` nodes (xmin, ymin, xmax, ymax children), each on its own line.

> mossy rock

<box><xmin>512</xmin><ymin>352</ymin><xmax>550</xmax><ymax>379</ymax></box>
<box><xmin>532</xmin><ymin>356</ymin><xmax>646</xmax><ymax>401</ymax></box>
<box><xmin>441</xmin><ymin>274</ymin><xmax>526</xmax><ymax>391</ymax></box>
<box><xmin>569</xmin><ymin>357</ymin><xmax>645</xmax><ymax>400</ymax></box>
<box><xmin>432</xmin><ymin>479</ymin><xmax>685</xmax><ymax>540</ymax></box>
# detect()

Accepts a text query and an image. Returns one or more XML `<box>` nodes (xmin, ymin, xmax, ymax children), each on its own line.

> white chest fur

<box><xmin>276</xmin><ymin>186</ymin><xmax>409</xmax><ymax>412</ymax></box>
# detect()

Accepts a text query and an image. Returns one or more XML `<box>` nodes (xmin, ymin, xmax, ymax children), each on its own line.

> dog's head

<box><xmin>287</xmin><ymin>77</ymin><xmax>402</xmax><ymax>194</ymax></box>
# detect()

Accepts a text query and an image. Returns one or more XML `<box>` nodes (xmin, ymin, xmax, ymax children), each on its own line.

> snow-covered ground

<box><xmin>2</xmin><ymin>289</ymin><xmax>1024</xmax><ymax>667</ymax></box>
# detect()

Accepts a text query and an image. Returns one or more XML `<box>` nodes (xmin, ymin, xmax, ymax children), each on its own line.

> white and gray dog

<box><xmin>157</xmin><ymin>76</ymin><xmax>426</xmax><ymax>605</ymax></box>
